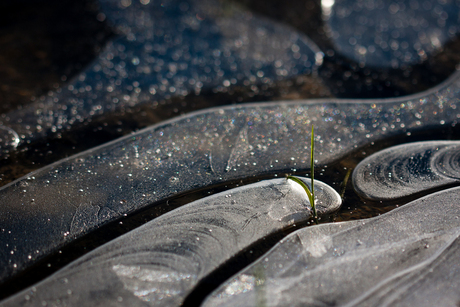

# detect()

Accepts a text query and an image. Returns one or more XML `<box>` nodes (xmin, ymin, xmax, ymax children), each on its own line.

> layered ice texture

<box><xmin>0</xmin><ymin>178</ymin><xmax>341</xmax><ymax>306</ymax></box>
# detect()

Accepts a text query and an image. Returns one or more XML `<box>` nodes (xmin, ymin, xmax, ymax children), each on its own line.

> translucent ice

<box><xmin>2</xmin><ymin>69</ymin><xmax>460</xmax><ymax>285</ymax></box>
<box><xmin>203</xmin><ymin>186</ymin><xmax>460</xmax><ymax>307</ymax></box>
<box><xmin>325</xmin><ymin>0</ymin><xmax>460</xmax><ymax>68</ymax></box>
<box><xmin>0</xmin><ymin>178</ymin><xmax>340</xmax><ymax>306</ymax></box>
<box><xmin>353</xmin><ymin>141</ymin><xmax>460</xmax><ymax>200</ymax></box>
<box><xmin>0</xmin><ymin>0</ymin><xmax>323</xmax><ymax>156</ymax></box>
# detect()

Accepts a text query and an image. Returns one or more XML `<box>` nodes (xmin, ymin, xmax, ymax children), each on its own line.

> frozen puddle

<box><xmin>353</xmin><ymin>141</ymin><xmax>460</xmax><ymax>200</ymax></box>
<box><xmin>325</xmin><ymin>0</ymin><xmax>460</xmax><ymax>68</ymax></box>
<box><xmin>0</xmin><ymin>0</ymin><xmax>323</xmax><ymax>156</ymax></box>
<box><xmin>0</xmin><ymin>178</ymin><xmax>340</xmax><ymax>306</ymax></box>
<box><xmin>203</xmin><ymin>187</ymin><xmax>460</xmax><ymax>307</ymax></box>
<box><xmin>2</xmin><ymin>69</ymin><xmax>460</xmax><ymax>286</ymax></box>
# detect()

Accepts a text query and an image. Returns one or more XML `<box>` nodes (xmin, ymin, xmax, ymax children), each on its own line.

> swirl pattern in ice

<box><xmin>0</xmin><ymin>178</ymin><xmax>340</xmax><ymax>306</ymax></box>
<box><xmin>0</xmin><ymin>0</ymin><xmax>323</xmax><ymax>155</ymax></box>
<box><xmin>324</xmin><ymin>0</ymin><xmax>460</xmax><ymax>68</ymax></box>
<box><xmin>203</xmin><ymin>186</ymin><xmax>460</xmax><ymax>307</ymax></box>
<box><xmin>353</xmin><ymin>141</ymin><xmax>460</xmax><ymax>201</ymax></box>
<box><xmin>2</xmin><ymin>69</ymin><xmax>460</xmax><ymax>285</ymax></box>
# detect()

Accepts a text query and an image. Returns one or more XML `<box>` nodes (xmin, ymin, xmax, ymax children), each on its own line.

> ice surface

<box><xmin>0</xmin><ymin>178</ymin><xmax>340</xmax><ymax>306</ymax></box>
<box><xmin>0</xmin><ymin>0</ymin><xmax>322</xmax><ymax>155</ymax></box>
<box><xmin>203</xmin><ymin>186</ymin><xmax>460</xmax><ymax>307</ymax></box>
<box><xmin>353</xmin><ymin>141</ymin><xmax>460</xmax><ymax>200</ymax></box>
<box><xmin>325</xmin><ymin>0</ymin><xmax>460</xmax><ymax>68</ymax></box>
<box><xmin>2</xmin><ymin>70</ymin><xmax>460</xmax><ymax>284</ymax></box>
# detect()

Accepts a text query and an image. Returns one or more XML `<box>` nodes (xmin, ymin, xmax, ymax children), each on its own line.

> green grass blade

<box><xmin>340</xmin><ymin>168</ymin><xmax>353</xmax><ymax>199</ymax></box>
<box><xmin>286</xmin><ymin>125</ymin><xmax>317</xmax><ymax>223</ymax></box>
<box><xmin>310</xmin><ymin>125</ymin><xmax>315</xmax><ymax>217</ymax></box>
<box><xmin>286</xmin><ymin>176</ymin><xmax>313</xmax><ymax>202</ymax></box>
<box><xmin>286</xmin><ymin>175</ymin><xmax>317</xmax><ymax>223</ymax></box>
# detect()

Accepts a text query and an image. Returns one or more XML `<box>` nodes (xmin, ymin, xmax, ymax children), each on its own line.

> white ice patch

<box><xmin>298</xmin><ymin>231</ymin><xmax>332</xmax><ymax>258</ymax></box>
<box><xmin>112</xmin><ymin>264</ymin><xmax>195</xmax><ymax>302</ymax></box>
<box><xmin>220</xmin><ymin>274</ymin><xmax>256</xmax><ymax>298</ymax></box>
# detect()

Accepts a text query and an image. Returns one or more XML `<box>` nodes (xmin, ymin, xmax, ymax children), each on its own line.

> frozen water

<box><xmin>2</xmin><ymin>1</ymin><xmax>460</xmax><ymax>305</ymax></box>
<box><xmin>2</xmin><ymin>69</ymin><xmax>460</xmax><ymax>285</ymax></box>
<box><xmin>0</xmin><ymin>0</ymin><xmax>323</xmax><ymax>156</ymax></box>
<box><xmin>353</xmin><ymin>141</ymin><xmax>460</xmax><ymax>200</ymax></box>
<box><xmin>0</xmin><ymin>178</ymin><xmax>341</xmax><ymax>306</ymax></box>
<box><xmin>325</xmin><ymin>0</ymin><xmax>460</xmax><ymax>68</ymax></box>
<box><xmin>203</xmin><ymin>186</ymin><xmax>460</xmax><ymax>307</ymax></box>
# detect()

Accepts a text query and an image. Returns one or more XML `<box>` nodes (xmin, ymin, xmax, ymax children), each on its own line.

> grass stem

<box><xmin>287</xmin><ymin>126</ymin><xmax>317</xmax><ymax>224</ymax></box>
<box><xmin>340</xmin><ymin>168</ymin><xmax>353</xmax><ymax>199</ymax></box>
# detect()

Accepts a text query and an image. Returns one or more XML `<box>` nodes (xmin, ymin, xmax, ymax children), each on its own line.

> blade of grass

<box><xmin>339</xmin><ymin>168</ymin><xmax>353</xmax><ymax>199</ymax></box>
<box><xmin>286</xmin><ymin>175</ymin><xmax>314</xmax><ymax>204</ymax></box>
<box><xmin>286</xmin><ymin>125</ymin><xmax>317</xmax><ymax>223</ymax></box>
<box><xmin>310</xmin><ymin>125</ymin><xmax>315</xmax><ymax>218</ymax></box>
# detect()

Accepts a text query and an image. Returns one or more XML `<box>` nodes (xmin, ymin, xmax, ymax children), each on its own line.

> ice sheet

<box><xmin>0</xmin><ymin>0</ymin><xmax>322</xmax><ymax>155</ymax></box>
<box><xmin>0</xmin><ymin>178</ymin><xmax>340</xmax><ymax>306</ymax></box>
<box><xmin>353</xmin><ymin>141</ymin><xmax>460</xmax><ymax>200</ymax></box>
<box><xmin>325</xmin><ymin>0</ymin><xmax>460</xmax><ymax>68</ymax></box>
<box><xmin>203</xmin><ymin>187</ymin><xmax>460</xmax><ymax>307</ymax></box>
<box><xmin>2</xmin><ymin>70</ymin><xmax>460</xmax><ymax>284</ymax></box>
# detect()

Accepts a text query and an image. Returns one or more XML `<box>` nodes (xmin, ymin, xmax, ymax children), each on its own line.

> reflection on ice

<box><xmin>0</xmin><ymin>126</ymin><xmax>19</xmax><ymax>152</ymax></box>
<box><xmin>112</xmin><ymin>264</ymin><xmax>194</xmax><ymax>302</ymax></box>
<box><xmin>222</xmin><ymin>274</ymin><xmax>256</xmax><ymax>297</ymax></box>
